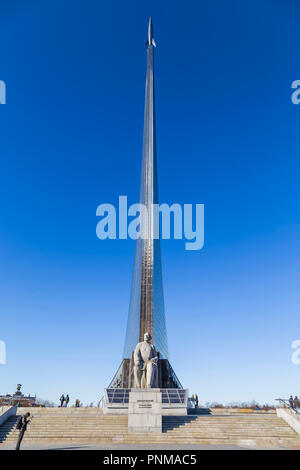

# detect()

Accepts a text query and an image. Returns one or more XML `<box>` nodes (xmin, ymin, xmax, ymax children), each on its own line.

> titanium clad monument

<box><xmin>106</xmin><ymin>19</ymin><xmax>184</xmax><ymax>403</ymax></box>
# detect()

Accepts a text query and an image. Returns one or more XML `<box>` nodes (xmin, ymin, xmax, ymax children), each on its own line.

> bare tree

<box><xmin>36</xmin><ymin>398</ymin><xmax>55</xmax><ymax>407</ymax></box>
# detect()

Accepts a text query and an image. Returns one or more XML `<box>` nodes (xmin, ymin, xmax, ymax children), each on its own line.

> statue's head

<box><xmin>144</xmin><ymin>332</ymin><xmax>152</xmax><ymax>342</ymax></box>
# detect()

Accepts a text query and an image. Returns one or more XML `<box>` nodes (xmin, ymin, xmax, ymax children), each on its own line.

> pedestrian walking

<box><xmin>65</xmin><ymin>394</ymin><xmax>70</xmax><ymax>407</ymax></box>
<box><xmin>289</xmin><ymin>395</ymin><xmax>294</xmax><ymax>409</ymax></box>
<box><xmin>15</xmin><ymin>412</ymin><xmax>31</xmax><ymax>451</ymax></box>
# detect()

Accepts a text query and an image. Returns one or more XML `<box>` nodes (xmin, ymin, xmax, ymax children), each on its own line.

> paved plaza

<box><xmin>0</xmin><ymin>442</ymin><xmax>279</xmax><ymax>450</ymax></box>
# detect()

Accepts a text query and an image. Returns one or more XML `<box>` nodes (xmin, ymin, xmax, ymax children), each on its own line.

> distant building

<box><xmin>0</xmin><ymin>384</ymin><xmax>37</xmax><ymax>407</ymax></box>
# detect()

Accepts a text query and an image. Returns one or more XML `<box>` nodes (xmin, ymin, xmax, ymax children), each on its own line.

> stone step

<box><xmin>7</xmin><ymin>431</ymin><xmax>295</xmax><ymax>436</ymax></box>
<box><xmin>165</xmin><ymin>426</ymin><xmax>295</xmax><ymax>429</ymax></box>
<box><xmin>4</xmin><ymin>424</ymin><xmax>296</xmax><ymax>432</ymax></box>
<box><xmin>5</xmin><ymin>431</ymin><xmax>299</xmax><ymax>437</ymax></box>
<box><xmin>4</xmin><ymin>433</ymin><xmax>300</xmax><ymax>443</ymax></box>
<box><xmin>4</xmin><ymin>434</ymin><xmax>295</xmax><ymax>441</ymax></box>
<box><xmin>164</xmin><ymin>418</ymin><xmax>282</xmax><ymax>422</ymax></box>
<box><xmin>4</xmin><ymin>437</ymin><xmax>300</xmax><ymax>447</ymax></box>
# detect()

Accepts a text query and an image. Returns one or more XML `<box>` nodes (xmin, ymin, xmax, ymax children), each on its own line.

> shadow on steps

<box><xmin>162</xmin><ymin>415</ymin><xmax>199</xmax><ymax>432</ymax></box>
<box><xmin>162</xmin><ymin>409</ymin><xmax>211</xmax><ymax>432</ymax></box>
<box><xmin>0</xmin><ymin>415</ymin><xmax>19</xmax><ymax>443</ymax></box>
<box><xmin>187</xmin><ymin>408</ymin><xmax>211</xmax><ymax>416</ymax></box>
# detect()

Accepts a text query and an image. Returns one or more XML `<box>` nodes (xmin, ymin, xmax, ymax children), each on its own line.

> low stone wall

<box><xmin>277</xmin><ymin>408</ymin><xmax>300</xmax><ymax>435</ymax></box>
<box><xmin>0</xmin><ymin>406</ymin><xmax>17</xmax><ymax>426</ymax></box>
<box><xmin>210</xmin><ymin>408</ymin><xmax>275</xmax><ymax>415</ymax></box>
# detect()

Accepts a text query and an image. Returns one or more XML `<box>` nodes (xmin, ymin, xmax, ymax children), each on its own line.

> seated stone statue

<box><xmin>133</xmin><ymin>332</ymin><xmax>158</xmax><ymax>388</ymax></box>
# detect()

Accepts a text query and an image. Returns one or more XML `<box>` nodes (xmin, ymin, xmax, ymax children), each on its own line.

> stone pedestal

<box><xmin>128</xmin><ymin>388</ymin><xmax>162</xmax><ymax>433</ymax></box>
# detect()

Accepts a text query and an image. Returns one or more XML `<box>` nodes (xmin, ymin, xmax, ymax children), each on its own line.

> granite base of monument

<box><xmin>128</xmin><ymin>389</ymin><xmax>162</xmax><ymax>433</ymax></box>
<box><xmin>102</xmin><ymin>388</ymin><xmax>189</xmax><ymax>416</ymax></box>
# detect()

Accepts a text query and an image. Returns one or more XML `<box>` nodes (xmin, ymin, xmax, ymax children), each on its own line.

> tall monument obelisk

<box><xmin>109</xmin><ymin>18</ymin><xmax>182</xmax><ymax>389</ymax></box>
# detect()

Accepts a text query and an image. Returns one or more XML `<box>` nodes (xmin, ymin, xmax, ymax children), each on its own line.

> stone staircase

<box><xmin>161</xmin><ymin>414</ymin><xmax>300</xmax><ymax>448</ymax></box>
<box><xmin>0</xmin><ymin>415</ymin><xmax>19</xmax><ymax>444</ymax></box>
<box><xmin>1</xmin><ymin>409</ymin><xmax>300</xmax><ymax>448</ymax></box>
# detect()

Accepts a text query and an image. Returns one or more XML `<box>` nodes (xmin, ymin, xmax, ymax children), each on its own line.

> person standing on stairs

<box><xmin>65</xmin><ymin>394</ymin><xmax>70</xmax><ymax>407</ymax></box>
<box><xmin>15</xmin><ymin>412</ymin><xmax>31</xmax><ymax>451</ymax></box>
<box><xmin>59</xmin><ymin>394</ymin><xmax>65</xmax><ymax>407</ymax></box>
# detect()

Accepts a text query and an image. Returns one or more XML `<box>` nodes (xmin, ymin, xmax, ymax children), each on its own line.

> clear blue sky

<box><xmin>0</xmin><ymin>0</ymin><xmax>299</xmax><ymax>406</ymax></box>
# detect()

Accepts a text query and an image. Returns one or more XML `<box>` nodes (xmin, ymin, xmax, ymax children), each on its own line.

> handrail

<box><xmin>276</xmin><ymin>398</ymin><xmax>300</xmax><ymax>416</ymax></box>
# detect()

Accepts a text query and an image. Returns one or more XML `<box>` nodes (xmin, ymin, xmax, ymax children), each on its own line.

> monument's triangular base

<box><xmin>108</xmin><ymin>357</ymin><xmax>182</xmax><ymax>389</ymax></box>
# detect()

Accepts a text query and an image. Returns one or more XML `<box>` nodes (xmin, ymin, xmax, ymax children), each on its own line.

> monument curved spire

<box><xmin>123</xmin><ymin>17</ymin><xmax>168</xmax><ymax>360</ymax></box>
<box><xmin>109</xmin><ymin>19</ymin><xmax>182</xmax><ymax>389</ymax></box>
